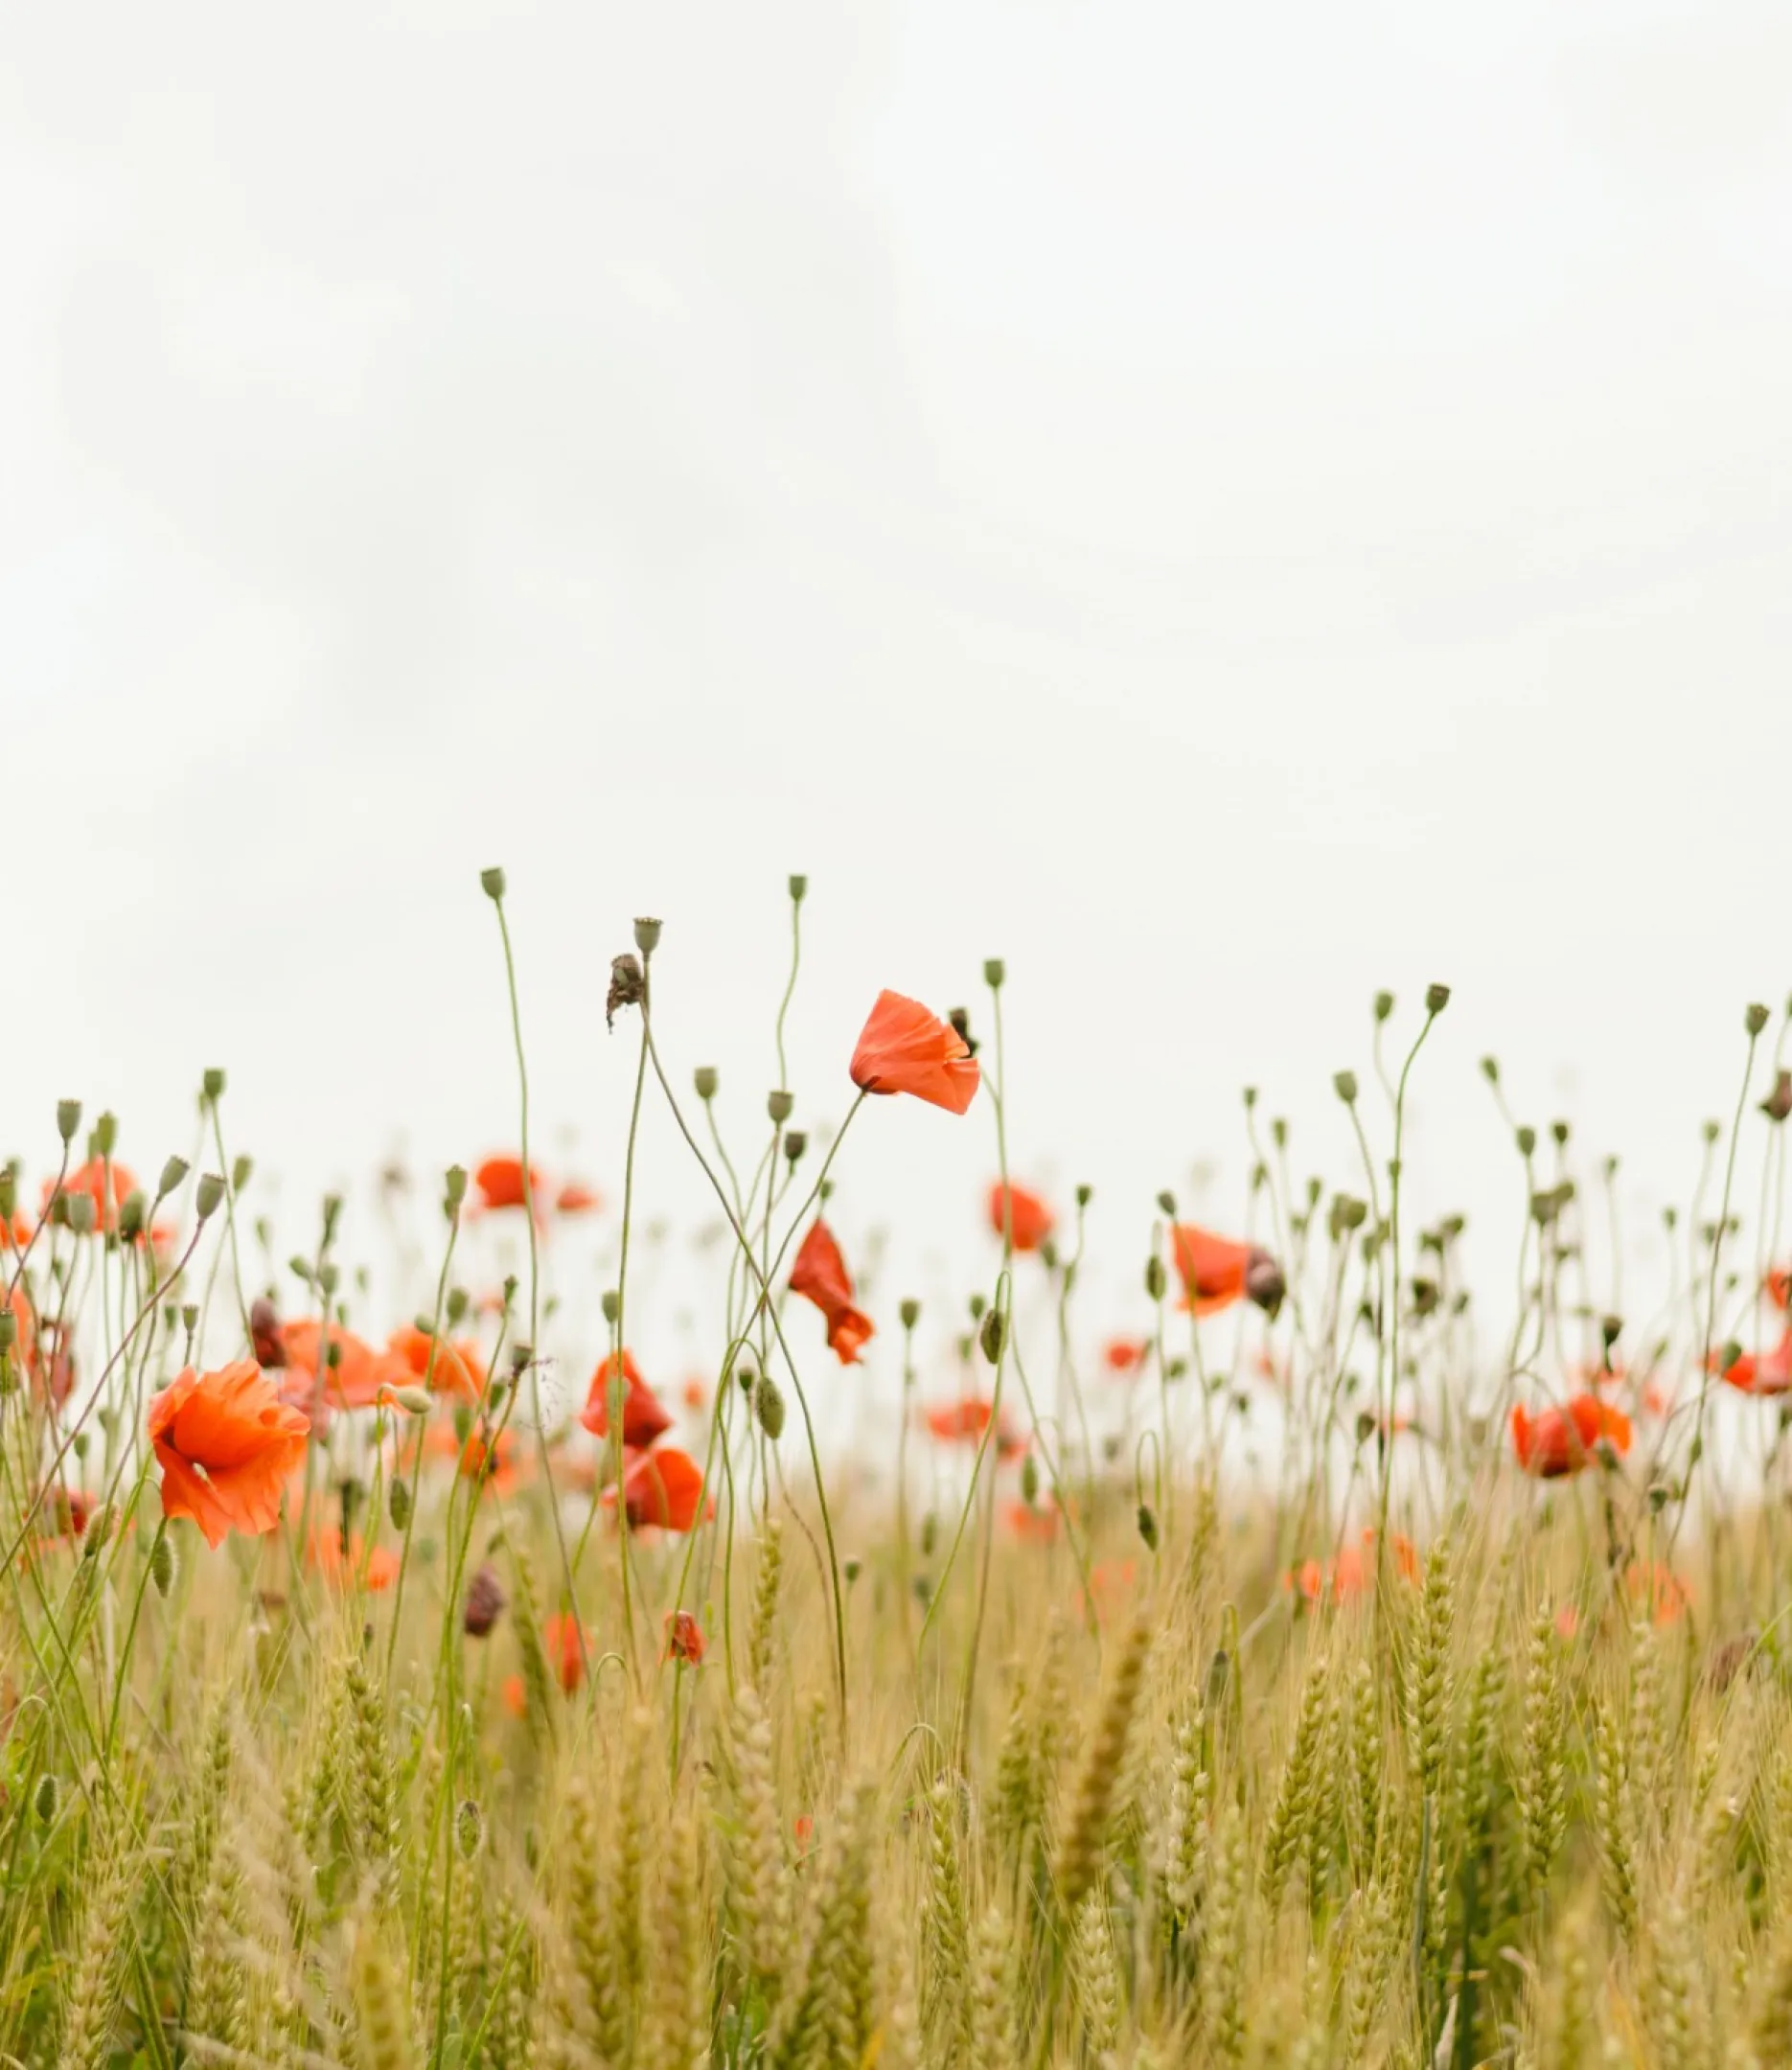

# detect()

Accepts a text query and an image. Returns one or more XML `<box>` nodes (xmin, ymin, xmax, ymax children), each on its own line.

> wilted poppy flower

<box><xmin>663</xmin><ymin>1610</ymin><xmax>705</xmax><ymax>1665</ymax></box>
<box><xmin>471</xmin><ymin>1156</ymin><xmax>547</xmax><ymax>1218</ymax></box>
<box><xmin>923</xmin><ymin>1398</ymin><xmax>1023</xmax><ymax>1460</ymax></box>
<box><xmin>543</xmin><ymin>1612</ymin><xmax>586</xmax><ymax>1693</ymax></box>
<box><xmin>278</xmin><ymin>1321</ymin><xmax>412</xmax><ymax>1413</ymax></box>
<box><xmin>790</xmin><ymin>1221</ymin><xmax>874</xmax><ymax>1366</ymax></box>
<box><xmin>581</xmin><ymin>1349</ymin><xmax>674</xmax><ymax>1448</ymax></box>
<box><xmin>1169</xmin><ymin>1226</ymin><xmax>1284</xmax><ymax>1318</ymax></box>
<box><xmin>306</xmin><ymin>1527</ymin><xmax>400</xmax><ymax>1592</ymax></box>
<box><xmin>849</xmin><ymin>991</ymin><xmax>980</xmax><ymax>1115</ymax></box>
<box><xmin>1712</xmin><ymin>1333</ymin><xmax>1792</xmax><ymax>1396</ymax></box>
<box><xmin>148</xmin><ymin>1360</ymin><xmax>310</xmax><ymax>1550</ymax></box>
<box><xmin>250</xmin><ymin>1297</ymin><xmax>286</xmax><ymax>1369</ymax></box>
<box><xmin>388</xmin><ymin>1323</ymin><xmax>486</xmax><ymax>1402</ymax></box>
<box><xmin>1510</xmin><ymin>1394</ymin><xmax>1631</xmax><ymax>1478</ymax></box>
<box><xmin>988</xmin><ymin>1182</ymin><xmax>1054</xmax><ymax>1254</ymax></box>
<box><xmin>464</xmin><ymin>1562</ymin><xmax>508</xmax><ymax>1637</ymax></box>
<box><xmin>41</xmin><ymin>1159</ymin><xmax>138</xmax><ymax>1236</ymax></box>
<box><xmin>1102</xmin><ymin>1338</ymin><xmax>1148</xmax><ymax>1375</ymax></box>
<box><xmin>556</xmin><ymin>1181</ymin><xmax>601</xmax><ymax>1215</ymax></box>
<box><xmin>605</xmin><ymin>1447</ymin><xmax>711</xmax><ymax>1532</ymax></box>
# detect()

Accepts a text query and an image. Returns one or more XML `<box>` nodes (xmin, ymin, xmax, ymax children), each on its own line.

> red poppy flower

<box><xmin>680</xmin><ymin>1376</ymin><xmax>708</xmax><ymax>1414</ymax></box>
<box><xmin>555</xmin><ymin>1181</ymin><xmax>602</xmax><ymax>1215</ymax></box>
<box><xmin>988</xmin><ymin>1182</ymin><xmax>1054</xmax><ymax>1254</ymax></box>
<box><xmin>793</xmin><ymin>1814</ymin><xmax>816</xmax><ymax>1852</ymax></box>
<box><xmin>581</xmin><ymin>1349</ymin><xmax>674</xmax><ymax>1447</ymax></box>
<box><xmin>148</xmin><ymin>1360</ymin><xmax>310</xmax><ymax>1550</ymax></box>
<box><xmin>663</xmin><ymin>1610</ymin><xmax>705</xmax><ymax>1665</ymax></box>
<box><xmin>1102</xmin><ymin>1338</ymin><xmax>1148</xmax><ymax>1375</ymax></box>
<box><xmin>1625</xmin><ymin>1560</ymin><xmax>1688</xmax><ymax>1627</ymax></box>
<box><xmin>849</xmin><ymin>991</ymin><xmax>980</xmax><ymax>1115</ymax></box>
<box><xmin>306</xmin><ymin>1528</ymin><xmax>400</xmax><ymax>1592</ymax></box>
<box><xmin>605</xmin><ymin>1448</ymin><xmax>711</xmax><ymax>1532</ymax></box>
<box><xmin>41</xmin><ymin>1159</ymin><xmax>139</xmax><ymax>1236</ymax></box>
<box><xmin>789</xmin><ymin>1221</ymin><xmax>875</xmax><ymax>1365</ymax></box>
<box><xmin>471</xmin><ymin>1156</ymin><xmax>547</xmax><ymax>1218</ymax></box>
<box><xmin>430</xmin><ymin>1422</ymin><xmax>523</xmax><ymax>1497</ymax></box>
<box><xmin>1169</xmin><ymin>1226</ymin><xmax>1285</xmax><ymax>1317</ymax></box>
<box><xmin>278</xmin><ymin>1320</ymin><xmax>411</xmax><ymax>1412</ymax></box>
<box><xmin>387</xmin><ymin>1323</ymin><xmax>486</xmax><ymax>1402</ymax></box>
<box><xmin>923</xmin><ymin>1398</ymin><xmax>1023</xmax><ymax>1460</ymax></box>
<box><xmin>501</xmin><ymin>1673</ymin><xmax>527</xmax><ymax>1718</ymax></box>
<box><xmin>1004</xmin><ymin>1499</ymin><xmax>1059</xmax><ymax>1543</ymax></box>
<box><xmin>2</xmin><ymin>1209</ymin><xmax>34</xmax><ymax>1251</ymax></box>
<box><xmin>543</xmin><ymin>1612</ymin><xmax>586</xmax><ymax>1693</ymax></box>
<box><xmin>1769</xmin><ymin>1268</ymin><xmax>1791</xmax><ymax>1312</ymax></box>
<box><xmin>1712</xmin><ymin>1333</ymin><xmax>1792</xmax><ymax>1396</ymax></box>
<box><xmin>1510</xmin><ymin>1394</ymin><xmax>1631</xmax><ymax>1478</ymax></box>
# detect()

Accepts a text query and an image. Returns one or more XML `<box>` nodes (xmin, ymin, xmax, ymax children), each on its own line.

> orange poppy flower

<box><xmin>387</xmin><ymin>1323</ymin><xmax>486</xmax><ymax>1402</ymax></box>
<box><xmin>41</xmin><ymin>1159</ymin><xmax>139</xmax><ymax>1236</ymax></box>
<box><xmin>278</xmin><ymin>1320</ymin><xmax>412</xmax><ymax>1412</ymax></box>
<box><xmin>2</xmin><ymin>1209</ymin><xmax>34</xmax><ymax>1251</ymax></box>
<box><xmin>1642</xmin><ymin>1379</ymin><xmax>1674</xmax><ymax>1419</ymax></box>
<box><xmin>680</xmin><ymin>1376</ymin><xmax>708</xmax><ymax>1414</ymax></box>
<box><xmin>1510</xmin><ymin>1394</ymin><xmax>1631</xmax><ymax>1478</ymax></box>
<box><xmin>604</xmin><ymin>1447</ymin><xmax>711</xmax><ymax>1532</ymax></box>
<box><xmin>793</xmin><ymin>1814</ymin><xmax>816</xmax><ymax>1852</ymax></box>
<box><xmin>581</xmin><ymin>1349</ymin><xmax>674</xmax><ymax>1448</ymax></box>
<box><xmin>431</xmin><ymin>1421</ymin><xmax>524</xmax><ymax>1497</ymax></box>
<box><xmin>556</xmin><ymin>1181</ymin><xmax>602</xmax><ymax>1215</ymax></box>
<box><xmin>1102</xmin><ymin>1338</ymin><xmax>1148</xmax><ymax>1375</ymax></box>
<box><xmin>988</xmin><ymin>1183</ymin><xmax>1054</xmax><ymax>1254</ymax></box>
<box><xmin>849</xmin><ymin>991</ymin><xmax>980</xmax><ymax>1115</ymax></box>
<box><xmin>148</xmin><ymin>1360</ymin><xmax>310</xmax><ymax>1550</ymax></box>
<box><xmin>471</xmin><ymin>1156</ymin><xmax>546</xmax><ymax>1218</ymax></box>
<box><xmin>1076</xmin><ymin>1559</ymin><xmax>1137</xmax><ymax>1624</ymax></box>
<box><xmin>1768</xmin><ymin>1268</ymin><xmax>1790</xmax><ymax>1312</ymax></box>
<box><xmin>1554</xmin><ymin>1604</ymin><xmax>1580</xmax><ymax>1642</ymax></box>
<box><xmin>1625</xmin><ymin>1560</ymin><xmax>1688</xmax><ymax>1626</ymax></box>
<box><xmin>306</xmin><ymin>1527</ymin><xmax>400</xmax><ymax>1592</ymax></box>
<box><xmin>501</xmin><ymin>1673</ymin><xmax>527</xmax><ymax>1718</ymax></box>
<box><xmin>923</xmin><ymin>1398</ymin><xmax>1024</xmax><ymax>1460</ymax></box>
<box><xmin>1285</xmin><ymin>1528</ymin><xmax>1418</xmax><ymax>1606</ymax></box>
<box><xmin>1004</xmin><ymin>1498</ymin><xmax>1060</xmax><ymax>1543</ymax></box>
<box><xmin>1712</xmin><ymin>1332</ymin><xmax>1792</xmax><ymax>1396</ymax></box>
<box><xmin>789</xmin><ymin>1221</ymin><xmax>875</xmax><ymax>1366</ymax></box>
<box><xmin>663</xmin><ymin>1610</ymin><xmax>705</xmax><ymax>1665</ymax></box>
<box><xmin>543</xmin><ymin>1611</ymin><xmax>586</xmax><ymax>1693</ymax></box>
<box><xmin>1169</xmin><ymin>1226</ymin><xmax>1285</xmax><ymax>1318</ymax></box>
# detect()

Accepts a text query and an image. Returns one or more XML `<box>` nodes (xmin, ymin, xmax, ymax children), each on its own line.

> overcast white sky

<box><xmin>3</xmin><ymin>1</ymin><xmax>1790</xmax><ymax>1392</ymax></box>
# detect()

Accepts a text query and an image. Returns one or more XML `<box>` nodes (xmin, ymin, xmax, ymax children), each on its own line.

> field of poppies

<box><xmin>6</xmin><ymin>874</ymin><xmax>1792</xmax><ymax>2068</ymax></box>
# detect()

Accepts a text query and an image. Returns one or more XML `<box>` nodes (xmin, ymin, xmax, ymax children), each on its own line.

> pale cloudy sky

<box><xmin>4</xmin><ymin>2</ymin><xmax>1791</xmax><ymax>1393</ymax></box>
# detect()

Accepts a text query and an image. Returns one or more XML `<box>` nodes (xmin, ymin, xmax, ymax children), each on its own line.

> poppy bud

<box><xmin>783</xmin><ymin>1131</ymin><xmax>807</xmax><ymax>1163</ymax></box>
<box><xmin>389</xmin><ymin>1386</ymin><xmax>434</xmax><ymax>1416</ymax></box>
<box><xmin>737</xmin><ymin>1366</ymin><xmax>755</xmax><ymax>1394</ymax></box>
<box><xmin>57</xmin><ymin>1099</ymin><xmax>81</xmax><ymax>1145</ymax></box>
<box><xmin>755</xmin><ymin>1374</ymin><xmax>786</xmax><ymax>1440</ymax></box>
<box><xmin>1145</xmin><ymin>1256</ymin><xmax>1166</xmax><ymax>1301</ymax></box>
<box><xmin>1156</xmin><ymin>1190</ymin><xmax>1177</xmax><ymax>1217</ymax></box>
<box><xmin>1075</xmin><ymin>1184</ymin><xmax>1091</xmax><ymax>1208</ymax></box>
<box><xmin>602</xmin><ymin>1290</ymin><xmax>620</xmax><ymax>1324</ymax></box>
<box><xmin>1703</xmin><ymin>1117</ymin><xmax>1721</xmax><ymax>1145</ymax></box>
<box><xmin>480</xmin><ymin>867</ymin><xmax>506</xmax><ymax>901</ymax></box>
<box><xmin>1516</xmin><ymin>1126</ymin><xmax>1536</xmax><ymax>1158</ymax></box>
<box><xmin>66</xmin><ymin>1194</ymin><xmax>95</xmax><ymax>1237</ymax></box>
<box><xmin>1137</xmin><ymin>1503</ymin><xmax>1159</xmax><ymax>1551</ymax></box>
<box><xmin>920</xmin><ymin>1511</ymin><xmax>938</xmax><ymax>1556</ymax></box>
<box><xmin>1761</xmin><ymin>1070</ymin><xmax>1792</xmax><ymax>1124</ymax></box>
<box><xmin>1601</xmin><ymin>1313</ymin><xmax>1623</xmax><ymax>1350</ymax></box>
<box><xmin>1747</xmin><ymin>1002</ymin><xmax>1771</xmax><ymax>1038</ymax></box>
<box><xmin>510</xmin><ymin>1343</ymin><xmax>532</xmax><ymax>1380</ymax></box>
<box><xmin>633</xmin><ymin>915</ymin><xmax>662</xmax><ymax>954</ymax></box>
<box><xmin>389</xmin><ymin>1480</ymin><xmax>412</xmax><ymax>1530</ymax></box>
<box><xmin>150</xmin><ymin>1156</ymin><xmax>187</xmax><ymax>1207</ymax></box>
<box><xmin>150</xmin><ymin>1530</ymin><xmax>176</xmax><ymax>1598</ymax></box>
<box><xmin>789</xmin><ymin>874</ymin><xmax>808</xmax><ymax>904</ymax></box>
<box><xmin>114</xmin><ymin>1190</ymin><xmax>146</xmax><ymax>1243</ymax></box>
<box><xmin>843</xmin><ymin>1556</ymin><xmax>862</xmax><ymax>1583</ymax></box>
<box><xmin>1480</xmin><ymin>1056</ymin><xmax>1499</xmax><ymax>1086</ymax></box>
<box><xmin>968</xmin><ymin>1292</ymin><xmax>986</xmax><ymax>1322</ymax></box>
<box><xmin>455</xmin><ymin>1799</ymin><xmax>484</xmax><ymax>1861</ymax></box>
<box><xmin>232</xmin><ymin>1156</ymin><xmax>253</xmax><ymax>1196</ymax></box>
<box><xmin>288</xmin><ymin>1255</ymin><xmax>314</xmax><ymax>1287</ymax></box>
<box><xmin>1020</xmin><ymin>1453</ymin><xmax>1040</xmax><ymax>1504</ymax></box>
<box><xmin>1333</xmin><ymin>1071</ymin><xmax>1357</xmax><ymax>1105</ymax></box>
<box><xmin>1663</xmin><ymin>1206</ymin><xmax>1678</xmax><ymax>1233</ymax></box>
<box><xmin>203</xmin><ymin>1068</ymin><xmax>228</xmax><ymax>1103</ymax></box>
<box><xmin>34</xmin><ymin>1775</ymin><xmax>57</xmax><ymax>1826</ymax></box>
<box><xmin>1373</xmin><ymin>991</ymin><xmax>1394</xmax><ymax>1024</ymax></box>
<box><xmin>1425</xmin><ymin>982</ymin><xmax>1451</xmax><ymax>1014</ymax></box>
<box><xmin>1243</xmin><ymin>1086</ymin><xmax>1257</xmax><ymax>1110</ymax></box>
<box><xmin>92</xmin><ymin>1111</ymin><xmax>119</xmax><ymax>1160</ymax></box>
<box><xmin>983</xmin><ymin>958</ymin><xmax>1005</xmax><ymax>989</ymax></box>
<box><xmin>178</xmin><ymin>1307</ymin><xmax>198</xmax><ymax>1346</ymax></box>
<box><xmin>1688</xmin><ymin>1435</ymin><xmax>1704</xmax><ymax>1467</ymax></box>
<box><xmin>607</xmin><ymin>954</ymin><xmax>645</xmax><ymax>1028</ymax></box>
<box><xmin>1245</xmin><ymin>1249</ymin><xmax>1285</xmax><ymax>1317</ymax></box>
<box><xmin>1718</xmin><ymin>1341</ymin><xmax>1743</xmax><ymax>1377</ymax></box>
<box><xmin>695</xmin><ymin>1067</ymin><xmax>719</xmax><ymax>1102</ymax></box>
<box><xmin>979</xmin><ymin>1307</ymin><xmax>1006</xmax><ymax>1364</ymax></box>
<box><xmin>463</xmin><ymin>1562</ymin><xmax>507</xmax><ymax>1637</ymax></box>
<box><xmin>1550</xmin><ymin>1120</ymin><xmax>1569</xmax><ymax>1148</ymax></box>
<box><xmin>1271</xmin><ymin>1117</ymin><xmax>1288</xmax><ymax>1151</ymax></box>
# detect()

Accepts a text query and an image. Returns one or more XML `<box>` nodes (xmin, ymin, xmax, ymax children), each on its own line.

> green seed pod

<box><xmin>1333</xmin><ymin>1070</ymin><xmax>1358</xmax><ymax>1105</ymax></box>
<box><xmin>1425</xmin><ymin>982</ymin><xmax>1451</xmax><ymax>1013</ymax></box>
<box><xmin>1747</xmin><ymin>1001</ymin><xmax>1771</xmax><ymax>1037</ymax></box>
<box><xmin>694</xmin><ymin>1067</ymin><xmax>719</xmax><ymax>1101</ymax></box>
<box><xmin>1137</xmin><ymin>1503</ymin><xmax>1159</xmax><ymax>1551</ymax></box>
<box><xmin>983</xmin><ymin>957</ymin><xmax>1005</xmax><ymax>989</ymax></box>
<box><xmin>767</xmin><ymin>1089</ymin><xmax>793</xmax><ymax>1125</ymax></box>
<box><xmin>150</xmin><ymin>1531</ymin><xmax>176</xmax><ymax>1598</ymax></box>
<box><xmin>1516</xmin><ymin>1126</ymin><xmax>1537</xmax><ymax>1157</ymax></box>
<box><xmin>754</xmin><ymin>1374</ymin><xmax>786</xmax><ymax>1441</ymax></box>
<box><xmin>479</xmin><ymin>866</ymin><xmax>506</xmax><ymax>901</ymax></box>
<box><xmin>978</xmin><ymin>1306</ymin><xmax>1006</xmax><ymax>1364</ymax></box>
<box><xmin>389</xmin><ymin>1480</ymin><xmax>412</xmax><ymax>1531</ymax></box>
<box><xmin>843</xmin><ymin>1556</ymin><xmax>862</xmax><ymax>1584</ymax></box>
<box><xmin>899</xmin><ymin>1298</ymin><xmax>921</xmax><ymax>1332</ymax></box>
<box><xmin>232</xmin><ymin>1154</ymin><xmax>253</xmax><ymax>1193</ymax></box>
<box><xmin>34</xmin><ymin>1775</ymin><xmax>58</xmax><ymax>1825</ymax></box>
<box><xmin>57</xmin><ymin>1099</ymin><xmax>82</xmax><ymax>1144</ymax></box>
<box><xmin>601</xmin><ymin>1289</ymin><xmax>620</xmax><ymax>1324</ymax></box>
<box><xmin>788</xmin><ymin>874</ymin><xmax>808</xmax><ymax>904</ymax></box>
<box><xmin>920</xmin><ymin>1511</ymin><xmax>938</xmax><ymax>1557</ymax></box>
<box><xmin>455</xmin><ymin>1799</ymin><xmax>484</xmax><ymax>1861</ymax></box>
<box><xmin>65</xmin><ymin>1194</ymin><xmax>95</xmax><ymax>1237</ymax></box>
<box><xmin>195</xmin><ymin>1173</ymin><xmax>225</xmax><ymax>1220</ymax></box>
<box><xmin>202</xmin><ymin>1067</ymin><xmax>227</xmax><ymax>1102</ymax></box>
<box><xmin>1020</xmin><ymin>1453</ymin><xmax>1040</xmax><ymax>1505</ymax></box>
<box><xmin>92</xmin><ymin>1112</ymin><xmax>119</xmax><ymax>1158</ymax></box>
<box><xmin>117</xmin><ymin>1190</ymin><xmax>147</xmax><ymax>1241</ymax></box>
<box><xmin>1145</xmin><ymin>1255</ymin><xmax>1166</xmax><ymax>1302</ymax></box>
<box><xmin>633</xmin><ymin>915</ymin><xmax>662</xmax><ymax>954</ymax></box>
<box><xmin>1373</xmin><ymin>990</ymin><xmax>1394</xmax><ymax>1023</ymax></box>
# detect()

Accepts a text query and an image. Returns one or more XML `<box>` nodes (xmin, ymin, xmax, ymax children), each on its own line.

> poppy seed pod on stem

<box><xmin>195</xmin><ymin>1175</ymin><xmax>225</xmax><ymax>1220</ymax></box>
<box><xmin>694</xmin><ymin>1067</ymin><xmax>719</xmax><ymax>1102</ymax></box>
<box><xmin>1145</xmin><ymin>1256</ymin><xmax>1166</xmax><ymax>1301</ymax></box>
<box><xmin>784</xmin><ymin>1131</ymin><xmax>807</xmax><ymax>1163</ymax></box>
<box><xmin>900</xmin><ymin>1299</ymin><xmax>920</xmax><ymax>1331</ymax></box>
<box><xmin>1747</xmin><ymin>1001</ymin><xmax>1771</xmax><ymax>1037</ymax></box>
<box><xmin>601</xmin><ymin>1290</ymin><xmax>620</xmax><ymax>1324</ymax></box>
<box><xmin>1373</xmin><ymin>991</ymin><xmax>1394</xmax><ymax>1024</ymax></box>
<box><xmin>789</xmin><ymin>874</ymin><xmax>808</xmax><ymax>904</ymax></box>
<box><xmin>633</xmin><ymin>916</ymin><xmax>662</xmax><ymax>954</ymax></box>
<box><xmin>983</xmin><ymin>958</ymin><xmax>1005</xmax><ymax>989</ymax></box>
<box><xmin>1425</xmin><ymin>983</ymin><xmax>1451</xmax><ymax>1014</ymax></box>
<box><xmin>93</xmin><ymin>1112</ymin><xmax>118</xmax><ymax>1159</ymax></box>
<box><xmin>149</xmin><ymin>1530</ymin><xmax>176</xmax><ymax>1598</ymax></box>
<box><xmin>1333</xmin><ymin>1071</ymin><xmax>1357</xmax><ymax>1106</ymax></box>
<box><xmin>754</xmin><ymin>1374</ymin><xmax>786</xmax><ymax>1441</ymax></box>
<box><xmin>57</xmin><ymin>1100</ymin><xmax>81</xmax><ymax>1145</ymax></box>
<box><xmin>156</xmin><ymin>1156</ymin><xmax>189</xmax><ymax>1203</ymax></box>
<box><xmin>1516</xmin><ymin>1127</ymin><xmax>1536</xmax><ymax>1158</ymax></box>
<box><xmin>767</xmin><ymin>1091</ymin><xmax>793</xmax><ymax>1125</ymax></box>
<box><xmin>979</xmin><ymin>1307</ymin><xmax>1006</xmax><ymax>1364</ymax></box>
<box><xmin>479</xmin><ymin>867</ymin><xmax>506</xmax><ymax>901</ymax></box>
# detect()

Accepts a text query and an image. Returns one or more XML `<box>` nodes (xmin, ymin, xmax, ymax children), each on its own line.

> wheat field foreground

<box><xmin>5</xmin><ymin>876</ymin><xmax>1792</xmax><ymax>2070</ymax></box>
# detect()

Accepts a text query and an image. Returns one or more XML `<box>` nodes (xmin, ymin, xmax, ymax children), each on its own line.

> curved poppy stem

<box><xmin>639</xmin><ymin>1016</ymin><xmax>852</xmax><ymax>1731</ymax></box>
<box><xmin>1378</xmin><ymin>1007</ymin><xmax>1438</xmax><ymax>1562</ymax></box>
